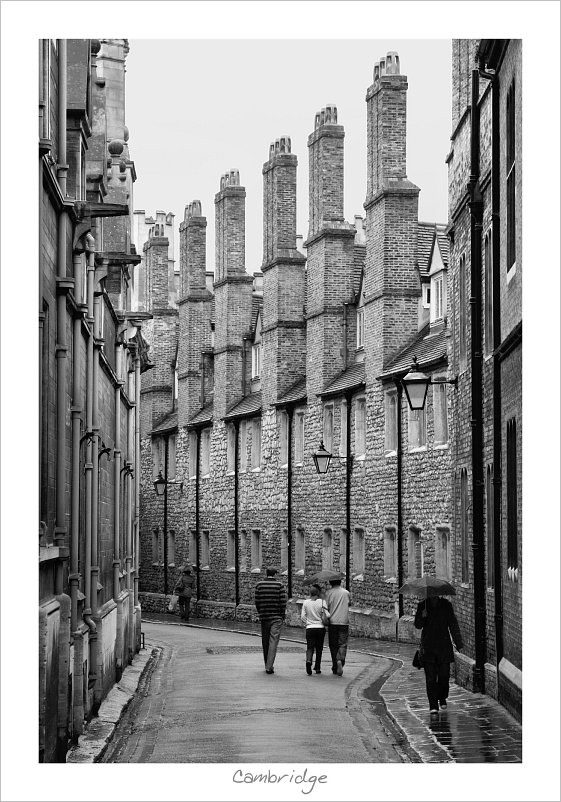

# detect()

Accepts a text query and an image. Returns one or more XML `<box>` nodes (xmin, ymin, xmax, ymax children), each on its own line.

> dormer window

<box><xmin>251</xmin><ymin>342</ymin><xmax>262</xmax><ymax>379</ymax></box>
<box><xmin>356</xmin><ymin>307</ymin><xmax>365</xmax><ymax>349</ymax></box>
<box><xmin>433</xmin><ymin>275</ymin><xmax>444</xmax><ymax>321</ymax></box>
<box><xmin>428</xmin><ymin>237</ymin><xmax>447</xmax><ymax>326</ymax></box>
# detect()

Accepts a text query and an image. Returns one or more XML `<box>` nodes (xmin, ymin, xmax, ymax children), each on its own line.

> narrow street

<box><xmin>102</xmin><ymin>622</ymin><xmax>411</xmax><ymax>763</ymax></box>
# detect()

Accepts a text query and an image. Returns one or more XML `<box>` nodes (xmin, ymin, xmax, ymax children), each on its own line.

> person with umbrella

<box><xmin>402</xmin><ymin>576</ymin><xmax>463</xmax><ymax>715</ymax></box>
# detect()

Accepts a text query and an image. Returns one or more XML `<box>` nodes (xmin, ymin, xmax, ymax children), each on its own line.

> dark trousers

<box><xmin>327</xmin><ymin>624</ymin><xmax>349</xmax><ymax>669</ymax></box>
<box><xmin>178</xmin><ymin>596</ymin><xmax>191</xmax><ymax>620</ymax></box>
<box><xmin>305</xmin><ymin>628</ymin><xmax>326</xmax><ymax>670</ymax></box>
<box><xmin>423</xmin><ymin>658</ymin><xmax>451</xmax><ymax>709</ymax></box>
<box><xmin>260</xmin><ymin>618</ymin><xmax>283</xmax><ymax>671</ymax></box>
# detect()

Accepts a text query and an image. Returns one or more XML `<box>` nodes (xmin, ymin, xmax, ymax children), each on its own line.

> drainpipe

<box><xmin>194</xmin><ymin>428</ymin><xmax>201</xmax><ymax>602</ymax></box>
<box><xmin>163</xmin><ymin>435</ymin><xmax>169</xmax><ymax>596</ymax></box>
<box><xmin>468</xmin><ymin>68</ymin><xmax>487</xmax><ymax>693</ymax></box>
<box><xmin>54</xmin><ymin>37</ymin><xmax>69</xmax><ymax>595</ymax></box>
<box><xmin>344</xmin><ymin>391</ymin><xmax>352</xmax><ymax>591</ymax></box>
<box><xmin>286</xmin><ymin>408</ymin><xmax>293</xmax><ymax>600</ymax></box>
<box><xmin>233</xmin><ymin>420</ymin><xmax>240</xmax><ymax>610</ymax></box>
<box><xmin>134</xmin><ymin>352</ymin><xmax>141</xmax><ymax>613</ymax></box>
<box><xmin>480</xmin><ymin>63</ymin><xmax>504</xmax><ymax>680</ymax></box>
<box><xmin>395</xmin><ymin>380</ymin><xmax>404</xmax><ymax>621</ymax></box>
<box><xmin>69</xmin><ymin>251</ymin><xmax>84</xmax><ymax>633</ymax></box>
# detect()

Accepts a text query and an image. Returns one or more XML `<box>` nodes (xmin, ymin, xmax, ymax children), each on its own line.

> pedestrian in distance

<box><xmin>300</xmin><ymin>584</ymin><xmax>330</xmax><ymax>675</ymax></box>
<box><xmin>324</xmin><ymin>578</ymin><xmax>350</xmax><ymax>676</ymax></box>
<box><xmin>174</xmin><ymin>566</ymin><xmax>195</xmax><ymax>622</ymax></box>
<box><xmin>254</xmin><ymin>566</ymin><xmax>287</xmax><ymax>675</ymax></box>
<box><xmin>414</xmin><ymin>595</ymin><xmax>464</xmax><ymax>715</ymax></box>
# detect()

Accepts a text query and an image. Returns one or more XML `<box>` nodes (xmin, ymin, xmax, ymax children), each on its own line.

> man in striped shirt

<box><xmin>254</xmin><ymin>567</ymin><xmax>287</xmax><ymax>674</ymax></box>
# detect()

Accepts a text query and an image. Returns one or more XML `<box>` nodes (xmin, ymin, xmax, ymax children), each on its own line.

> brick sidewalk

<box><xmin>142</xmin><ymin>612</ymin><xmax>522</xmax><ymax>764</ymax></box>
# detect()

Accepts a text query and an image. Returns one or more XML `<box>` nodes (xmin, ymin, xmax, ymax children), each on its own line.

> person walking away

<box><xmin>254</xmin><ymin>567</ymin><xmax>287</xmax><ymax>674</ymax></box>
<box><xmin>324</xmin><ymin>579</ymin><xmax>350</xmax><ymax>676</ymax></box>
<box><xmin>300</xmin><ymin>585</ymin><xmax>330</xmax><ymax>675</ymax></box>
<box><xmin>174</xmin><ymin>566</ymin><xmax>195</xmax><ymax>621</ymax></box>
<box><xmin>414</xmin><ymin>595</ymin><xmax>464</xmax><ymax>714</ymax></box>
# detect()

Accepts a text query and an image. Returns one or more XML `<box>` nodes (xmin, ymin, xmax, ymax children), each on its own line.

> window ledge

<box><xmin>352</xmin><ymin>573</ymin><xmax>364</xmax><ymax>582</ymax></box>
<box><xmin>250</xmin><ymin>567</ymin><xmax>261</xmax><ymax>574</ymax></box>
<box><xmin>281</xmin><ymin>569</ymin><xmax>288</xmax><ymax>576</ymax></box>
<box><xmin>201</xmin><ymin>473</ymin><xmax>211</xmax><ymax>480</ymax></box>
<box><xmin>280</xmin><ymin>463</ymin><xmax>288</xmax><ymax>470</ymax></box>
<box><xmin>433</xmin><ymin>443</ymin><xmax>449</xmax><ymax>450</ymax></box>
<box><xmin>226</xmin><ymin>566</ymin><xmax>236</xmax><ymax>573</ymax></box>
<box><xmin>201</xmin><ymin>565</ymin><xmax>210</xmax><ymax>572</ymax></box>
<box><xmin>355</xmin><ymin>454</ymin><xmax>366</xmax><ymax>462</ymax></box>
<box><xmin>384</xmin><ymin>449</ymin><xmax>397</xmax><ymax>458</ymax></box>
<box><xmin>189</xmin><ymin>475</ymin><xmax>196</xmax><ymax>481</ymax></box>
<box><xmin>486</xmin><ymin>586</ymin><xmax>495</xmax><ymax>593</ymax></box>
<box><xmin>226</xmin><ymin>470</ymin><xmax>235</xmax><ymax>476</ymax></box>
<box><xmin>295</xmin><ymin>569</ymin><xmax>305</xmax><ymax>576</ymax></box>
<box><xmin>250</xmin><ymin>466</ymin><xmax>261</xmax><ymax>473</ymax></box>
<box><xmin>294</xmin><ymin>461</ymin><xmax>304</xmax><ymax>468</ymax></box>
<box><xmin>408</xmin><ymin>446</ymin><xmax>427</xmax><ymax>454</ymax></box>
<box><xmin>384</xmin><ymin>576</ymin><xmax>397</xmax><ymax>584</ymax></box>
<box><xmin>459</xmin><ymin>582</ymin><xmax>470</xmax><ymax>589</ymax></box>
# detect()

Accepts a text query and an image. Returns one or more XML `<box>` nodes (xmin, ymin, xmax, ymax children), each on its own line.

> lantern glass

<box><xmin>312</xmin><ymin>441</ymin><xmax>332</xmax><ymax>475</ymax></box>
<box><xmin>154</xmin><ymin>471</ymin><xmax>166</xmax><ymax>496</ymax></box>
<box><xmin>402</xmin><ymin>358</ymin><xmax>431</xmax><ymax>411</ymax></box>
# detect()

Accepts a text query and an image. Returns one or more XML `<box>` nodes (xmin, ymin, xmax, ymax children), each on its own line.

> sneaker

<box><xmin>430</xmin><ymin>708</ymin><xmax>439</xmax><ymax>715</ymax></box>
<box><xmin>265</xmin><ymin>669</ymin><xmax>274</xmax><ymax>674</ymax></box>
<box><xmin>314</xmin><ymin>668</ymin><xmax>321</xmax><ymax>674</ymax></box>
<box><xmin>306</xmin><ymin>662</ymin><xmax>312</xmax><ymax>676</ymax></box>
<box><xmin>440</xmin><ymin>701</ymin><xmax>447</xmax><ymax>710</ymax></box>
<box><xmin>336</xmin><ymin>660</ymin><xmax>343</xmax><ymax>676</ymax></box>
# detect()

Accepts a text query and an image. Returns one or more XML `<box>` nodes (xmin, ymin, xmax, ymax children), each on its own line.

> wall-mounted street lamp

<box><xmin>153</xmin><ymin>466</ymin><xmax>183</xmax><ymax>598</ymax></box>
<box><xmin>311</xmin><ymin>441</ymin><xmax>333</xmax><ymax>475</ymax></box>
<box><xmin>402</xmin><ymin>356</ymin><xmax>457</xmax><ymax>411</ymax></box>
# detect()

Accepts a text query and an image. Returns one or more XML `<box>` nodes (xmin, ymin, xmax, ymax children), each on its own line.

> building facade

<box><xmin>39</xmin><ymin>38</ymin><xmax>150</xmax><ymax>762</ymax></box>
<box><xmin>447</xmin><ymin>39</ymin><xmax>522</xmax><ymax>719</ymax></box>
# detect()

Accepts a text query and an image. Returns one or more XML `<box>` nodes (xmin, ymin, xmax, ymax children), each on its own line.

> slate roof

<box><xmin>380</xmin><ymin>326</ymin><xmax>449</xmax><ymax>378</ymax></box>
<box><xmin>187</xmin><ymin>402</ymin><xmax>214</xmax><ymax>428</ymax></box>
<box><xmin>274</xmin><ymin>378</ymin><xmax>307</xmax><ymax>407</ymax></box>
<box><xmin>224</xmin><ymin>392</ymin><xmax>262</xmax><ymax>421</ymax></box>
<box><xmin>321</xmin><ymin>362</ymin><xmax>366</xmax><ymax>398</ymax></box>
<box><xmin>151</xmin><ymin>410</ymin><xmax>178</xmax><ymax>435</ymax></box>
<box><xmin>417</xmin><ymin>222</ymin><xmax>449</xmax><ymax>276</ymax></box>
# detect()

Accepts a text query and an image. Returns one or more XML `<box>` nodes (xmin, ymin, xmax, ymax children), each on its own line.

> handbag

<box><xmin>412</xmin><ymin>641</ymin><xmax>424</xmax><ymax>669</ymax></box>
<box><xmin>168</xmin><ymin>594</ymin><xmax>179</xmax><ymax>613</ymax></box>
<box><xmin>320</xmin><ymin>602</ymin><xmax>330</xmax><ymax>627</ymax></box>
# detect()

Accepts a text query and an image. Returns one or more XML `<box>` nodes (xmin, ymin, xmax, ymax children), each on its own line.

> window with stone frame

<box><xmin>227</xmin><ymin>529</ymin><xmax>235</xmax><ymax>570</ymax></box>
<box><xmin>251</xmin><ymin>529</ymin><xmax>262</xmax><ymax>572</ymax></box>
<box><xmin>323</xmin><ymin>403</ymin><xmax>334</xmax><ymax>452</ymax></box>
<box><xmin>506</xmin><ymin>81</ymin><xmax>516</xmax><ymax>273</ymax></box>
<box><xmin>383</xmin><ymin>525</ymin><xmax>397</xmax><ymax>579</ymax></box>
<box><xmin>152</xmin><ymin>527</ymin><xmax>160</xmax><ymax>564</ymax></box>
<box><xmin>239</xmin><ymin>420</ymin><xmax>248</xmax><ymax>472</ymax></box>
<box><xmin>294</xmin><ymin>410</ymin><xmax>305</xmax><ymax>464</ymax></box>
<box><xmin>486</xmin><ymin>465</ymin><xmax>494</xmax><ymax>588</ymax></box>
<box><xmin>200</xmin><ymin>428</ymin><xmax>211</xmax><ymax>477</ymax></box>
<box><xmin>407</xmin><ymin>525</ymin><xmax>422</xmax><ymax>579</ymax></box>
<box><xmin>240</xmin><ymin>530</ymin><xmax>247</xmax><ymax>571</ymax></box>
<box><xmin>201</xmin><ymin>529</ymin><xmax>210</xmax><ymax>569</ymax></box>
<box><xmin>384</xmin><ymin>389</ymin><xmax>398</xmax><ymax>454</ymax></box>
<box><xmin>353</xmin><ymin>528</ymin><xmax>365</xmax><ymax>576</ymax></box>
<box><xmin>168</xmin><ymin>530</ymin><xmax>176</xmax><ymax>566</ymax></box>
<box><xmin>152</xmin><ymin>437</ymin><xmax>164</xmax><ymax>480</ymax></box>
<box><xmin>280</xmin><ymin>529</ymin><xmax>288</xmax><ymax>572</ymax></box>
<box><xmin>295</xmin><ymin>525</ymin><xmax>305</xmax><ymax>573</ymax></box>
<box><xmin>226</xmin><ymin>423</ymin><xmax>236</xmax><ymax>473</ymax></box>
<box><xmin>251</xmin><ymin>341</ymin><xmax>262</xmax><ymax>380</ymax></box>
<box><xmin>322</xmin><ymin>527</ymin><xmax>333</xmax><ymax>570</ymax></box>
<box><xmin>432</xmin><ymin>274</ymin><xmax>445</xmax><ymax>322</ymax></box>
<box><xmin>459</xmin><ymin>254</ymin><xmax>467</xmax><ymax>371</ymax></box>
<box><xmin>188</xmin><ymin>528</ymin><xmax>197</xmax><ymax>567</ymax></box>
<box><xmin>168</xmin><ymin>434</ymin><xmax>176</xmax><ymax>480</ymax></box>
<box><xmin>460</xmin><ymin>469</ymin><xmax>469</xmax><ymax>582</ymax></box>
<box><xmin>433</xmin><ymin>382</ymin><xmax>448</xmax><ymax>446</ymax></box>
<box><xmin>356</xmin><ymin>306</ymin><xmax>365</xmax><ymax>350</ymax></box>
<box><xmin>506</xmin><ymin>418</ymin><xmax>518</xmax><ymax>572</ymax></box>
<box><xmin>484</xmin><ymin>230</ymin><xmax>494</xmax><ymax>356</ymax></box>
<box><xmin>339</xmin><ymin>399</ymin><xmax>348</xmax><ymax>457</ymax></box>
<box><xmin>434</xmin><ymin>526</ymin><xmax>451</xmax><ymax>579</ymax></box>
<box><xmin>339</xmin><ymin>528</ymin><xmax>348</xmax><ymax>574</ymax></box>
<box><xmin>251</xmin><ymin>418</ymin><xmax>261</xmax><ymax>469</ymax></box>
<box><xmin>355</xmin><ymin>396</ymin><xmax>366</xmax><ymax>457</ymax></box>
<box><xmin>408</xmin><ymin>406</ymin><xmax>426</xmax><ymax>450</ymax></box>
<box><xmin>188</xmin><ymin>432</ymin><xmax>198</xmax><ymax>479</ymax></box>
<box><xmin>279</xmin><ymin>411</ymin><xmax>288</xmax><ymax>466</ymax></box>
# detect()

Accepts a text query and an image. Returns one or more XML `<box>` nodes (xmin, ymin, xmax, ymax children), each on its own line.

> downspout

<box><xmin>195</xmin><ymin>428</ymin><xmax>202</xmax><ymax>603</ymax></box>
<box><xmin>344</xmin><ymin>391</ymin><xmax>352</xmax><ymax>590</ymax></box>
<box><xmin>113</xmin><ymin>340</ymin><xmax>123</xmax><ymax>602</ymax></box>
<box><xmin>70</xmin><ymin>251</ymin><xmax>84</xmax><ymax>633</ymax></box>
<box><xmin>481</xmin><ymin>63</ymin><xmax>505</xmax><ymax>679</ymax></box>
<box><xmin>54</xmin><ymin>37</ymin><xmax>69</xmax><ymax>596</ymax></box>
<box><xmin>134</xmin><ymin>352</ymin><xmax>141</xmax><ymax>614</ymax></box>
<box><xmin>286</xmin><ymin>407</ymin><xmax>293</xmax><ymax>600</ymax></box>
<box><xmin>395</xmin><ymin>381</ymin><xmax>404</xmax><ymax>621</ymax></box>
<box><xmin>163</xmin><ymin>435</ymin><xmax>169</xmax><ymax>596</ymax></box>
<box><xmin>468</xmin><ymin>68</ymin><xmax>487</xmax><ymax>693</ymax></box>
<box><xmin>233</xmin><ymin>420</ymin><xmax>240</xmax><ymax>610</ymax></box>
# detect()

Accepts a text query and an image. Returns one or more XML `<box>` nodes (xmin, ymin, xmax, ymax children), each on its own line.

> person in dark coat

<box><xmin>414</xmin><ymin>595</ymin><xmax>463</xmax><ymax>714</ymax></box>
<box><xmin>174</xmin><ymin>567</ymin><xmax>195</xmax><ymax>621</ymax></box>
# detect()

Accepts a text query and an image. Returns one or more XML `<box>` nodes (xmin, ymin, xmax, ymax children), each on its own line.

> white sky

<box><xmin>126</xmin><ymin>39</ymin><xmax>452</xmax><ymax>273</ymax></box>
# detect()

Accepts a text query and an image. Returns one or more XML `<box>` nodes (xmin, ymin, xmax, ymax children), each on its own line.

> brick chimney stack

<box><xmin>364</xmin><ymin>51</ymin><xmax>420</xmax><ymax>376</ymax></box>
<box><xmin>305</xmin><ymin>106</ymin><xmax>355</xmax><ymax>397</ymax></box>
<box><xmin>213</xmin><ymin>170</ymin><xmax>253</xmax><ymax>419</ymax></box>
<box><xmin>178</xmin><ymin>202</ymin><xmax>213</xmax><ymax>426</ymax></box>
<box><xmin>261</xmin><ymin>137</ymin><xmax>306</xmax><ymax>406</ymax></box>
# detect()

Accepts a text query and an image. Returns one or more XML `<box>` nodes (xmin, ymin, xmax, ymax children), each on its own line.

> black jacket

<box><xmin>414</xmin><ymin>597</ymin><xmax>463</xmax><ymax>663</ymax></box>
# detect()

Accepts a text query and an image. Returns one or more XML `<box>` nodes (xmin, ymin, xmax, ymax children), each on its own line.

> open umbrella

<box><xmin>303</xmin><ymin>569</ymin><xmax>343</xmax><ymax>586</ymax></box>
<box><xmin>397</xmin><ymin>575</ymin><xmax>456</xmax><ymax>598</ymax></box>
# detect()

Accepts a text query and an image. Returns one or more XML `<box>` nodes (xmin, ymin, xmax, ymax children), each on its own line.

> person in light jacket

<box><xmin>414</xmin><ymin>595</ymin><xmax>463</xmax><ymax>714</ymax></box>
<box><xmin>300</xmin><ymin>584</ymin><xmax>330</xmax><ymax>674</ymax></box>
